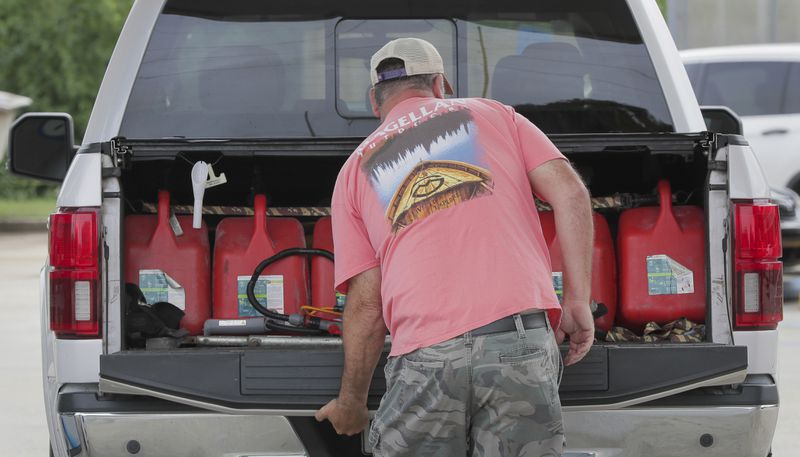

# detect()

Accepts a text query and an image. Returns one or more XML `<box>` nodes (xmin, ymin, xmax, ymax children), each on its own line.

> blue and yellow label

<box><xmin>551</xmin><ymin>272</ymin><xmax>564</xmax><ymax>304</ymax></box>
<box><xmin>335</xmin><ymin>292</ymin><xmax>347</xmax><ymax>311</ymax></box>
<box><xmin>237</xmin><ymin>275</ymin><xmax>284</xmax><ymax>316</ymax></box>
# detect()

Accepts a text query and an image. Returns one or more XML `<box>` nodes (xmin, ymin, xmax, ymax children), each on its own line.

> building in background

<box><xmin>667</xmin><ymin>0</ymin><xmax>800</xmax><ymax>49</ymax></box>
<box><xmin>0</xmin><ymin>91</ymin><xmax>32</xmax><ymax>162</ymax></box>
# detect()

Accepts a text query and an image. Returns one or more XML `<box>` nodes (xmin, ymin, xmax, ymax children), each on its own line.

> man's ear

<box><xmin>432</xmin><ymin>74</ymin><xmax>445</xmax><ymax>99</ymax></box>
<box><xmin>369</xmin><ymin>88</ymin><xmax>381</xmax><ymax>119</ymax></box>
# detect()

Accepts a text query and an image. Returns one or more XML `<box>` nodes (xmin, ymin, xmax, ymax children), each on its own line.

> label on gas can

<box><xmin>237</xmin><ymin>275</ymin><xmax>284</xmax><ymax>316</ymax></box>
<box><xmin>551</xmin><ymin>272</ymin><xmax>564</xmax><ymax>303</ymax></box>
<box><xmin>335</xmin><ymin>292</ymin><xmax>347</xmax><ymax>310</ymax></box>
<box><xmin>646</xmin><ymin>255</ymin><xmax>694</xmax><ymax>295</ymax></box>
<box><xmin>139</xmin><ymin>269</ymin><xmax>186</xmax><ymax>310</ymax></box>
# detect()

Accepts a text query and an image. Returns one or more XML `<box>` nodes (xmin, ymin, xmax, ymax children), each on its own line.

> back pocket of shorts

<box><xmin>498</xmin><ymin>347</ymin><xmax>546</xmax><ymax>366</ymax></box>
<box><xmin>402</xmin><ymin>359</ymin><xmax>445</xmax><ymax>370</ymax></box>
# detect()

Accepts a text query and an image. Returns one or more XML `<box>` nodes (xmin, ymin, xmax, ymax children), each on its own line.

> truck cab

<box><xmin>8</xmin><ymin>1</ymin><xmax>782</xmax><ymax>456</ymax></box>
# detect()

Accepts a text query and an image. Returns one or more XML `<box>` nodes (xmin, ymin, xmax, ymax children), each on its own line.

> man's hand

<box><xmin>556</xmin><ymin>303</ymin><xmax>595</xmax><ymax>365</ymax></box>
<box><xmin>315</xmin><ymin>397</ymin><xmax>370</xmax><ymax>436</ymax></box>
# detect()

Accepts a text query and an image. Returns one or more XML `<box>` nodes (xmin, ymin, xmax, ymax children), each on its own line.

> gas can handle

<box><xmin>657</xmin><ymin>180</ymin><xmax>672</xmax><ymax>211</ymax></box>
<box><xmin>252</xmin><ymin>195</ymin><xmax>275</xmax><ymax>253</ymax></box>
<box><xmin>157</xmin><ymin>190</ymin><xmax>171</xmax><ymax>229</ymax></box>
<box><xmin>153</xmin><ymin>189</ymin><xmax>179</xmax><ymax>244</ymax></box>
<box><xmin>655</xmin><ymin>180</ymin><xmax>681</xmax><ymax>232</ymax></box>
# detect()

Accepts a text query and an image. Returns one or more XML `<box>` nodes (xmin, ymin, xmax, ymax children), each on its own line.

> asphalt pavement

<box><xmin>0</xmin><ymin>232</ymin><xmax>48</xmax><ymax>456</ymax></box>
<box><xmin>0</xmin><ymin>230</ymin><xmax>798</xmax><ymax>456</ymax></box>
<box><xmin>774</xmin><ymin>292</ymin><xmax>800</xmax><ymax>456</ymax></box>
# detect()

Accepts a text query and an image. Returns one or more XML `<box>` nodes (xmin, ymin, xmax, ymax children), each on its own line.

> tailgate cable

<box><xmin>721</xmin><ymin>218</ymin><xmax>736</xmax><ymax>345</ymax></box>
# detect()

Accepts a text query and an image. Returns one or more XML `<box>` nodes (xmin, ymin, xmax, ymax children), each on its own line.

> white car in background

<box><xmin>681</xmin><ymin>44</ymin><xmax>800</xmax><ymax>192</ymax></box>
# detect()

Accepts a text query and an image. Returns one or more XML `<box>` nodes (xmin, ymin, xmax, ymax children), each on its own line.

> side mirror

<box><xmin>700</xmin><ymin>106</ymin><xmax>743</xmax><ymax>136</ymax></box>
<box><xmin>8</xmin><ymin>112</ymin><xmax>76</xmax><ymax>182</ymax></box>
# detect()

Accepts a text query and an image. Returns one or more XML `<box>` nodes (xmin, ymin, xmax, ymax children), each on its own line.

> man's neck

<box><xmin>379</xmin><ymin>89</ymin><xmax>435</xmax><ymax>121</ymax></box>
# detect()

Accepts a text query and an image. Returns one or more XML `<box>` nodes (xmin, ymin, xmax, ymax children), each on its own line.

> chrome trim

<box><xmin>562</xmin><ymin>370</ymin><xmax>747</xmax><ymax>412</ymax></box>
<box><xmin>562</xmin><ymin>403</ymin><xmax>777</xmax><ymax>456</ymax></box>
<box><xmin>74</xmin><ymin>412</ymin><xmax>307</xmax><ymax>457</ymax></box>
<box><xmin>63</xmin><ymin>400</ymin><xmax>778</xmax><ymax>457</ymax></box>
<box><xmin>99</xmin><ymin>378</ymin><xmax>321</xmax><ymax>416</ymax></box>
<box><xmin>101</xmin><ymin>369</ymin><xmax>747</xmax><ymax>415</ymax></box>
<box><xmin>76</xmin><ymin>408</ymin><xmax>778</xmax><ymax>457</ymax></box>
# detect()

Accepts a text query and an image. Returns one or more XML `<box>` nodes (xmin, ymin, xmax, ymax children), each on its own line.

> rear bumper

<box><xmin>54</xmin><ymin>379</ymin><xmax>778</xmax><ymax>457</ymax></box>
<box><xmin>54</xmin><ymin>406</ymin><xmax>778</xmax><ymax>457</ymax></box>
<box><xmin>563</xmin><ymin>405</ymin><xmax>777</xmax><ymax>457</ymax></box>
<box><xmin>57</xmin><ymin>412</ymin><xmax>307</xmax><ymax>457</ymax></box>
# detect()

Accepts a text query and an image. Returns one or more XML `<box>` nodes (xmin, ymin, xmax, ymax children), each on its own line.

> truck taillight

<box><xmin>733</xmin><ymin>200</ymin><xmax>782</xmax><ymax>330</ymax></box>
<box><xmin>49</xmin><ymin>208</ymin><xmax>101</xmax><ymax>338</ymax></box>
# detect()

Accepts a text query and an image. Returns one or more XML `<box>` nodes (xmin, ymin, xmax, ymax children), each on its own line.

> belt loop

<box><xmin>513</xmin><ymin>314</ymin><xmax>526</xmax><ymax>339</ymax></box>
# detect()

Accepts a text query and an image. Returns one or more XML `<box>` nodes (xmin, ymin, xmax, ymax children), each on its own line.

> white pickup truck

<box><xmin>8</xmin><ymin>1</ymin><xmax>783</xmax><ymax>456</ymax></box>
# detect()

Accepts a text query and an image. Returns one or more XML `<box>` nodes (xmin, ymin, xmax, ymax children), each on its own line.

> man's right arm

<box><xmin>314</xmin><ymin>267</ymin><xmax>385</xmax><ymax>435</ymax></box>
<box><xmin>338</xmin><ymin>267</ymin><xmax>386</xmax><ymax>408</ymax></box>
<box><xmin>527</xmin><ymin>158</ymin><xmax>595</xmax><ymax>365</ymax></box>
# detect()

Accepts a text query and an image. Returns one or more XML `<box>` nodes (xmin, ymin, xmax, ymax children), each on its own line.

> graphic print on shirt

<box><xmin>362</xmin><ymin>108</ymin><xmax>494</xmax><ymax>231</ymax></box>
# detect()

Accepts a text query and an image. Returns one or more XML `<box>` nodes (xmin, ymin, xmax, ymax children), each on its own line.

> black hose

<box><xmin>247</xmin><ymin>248</ymin><xmax>335</xmax><ymax>323</ymax></box>
<box><xmin>592</xmin><ymin>302</ymin><xmax>608</xmax><ymax>319</ymax></box>
<box><xmin>265</xmin><ymin>319</ymin><xmax>324</xmax><ymax>335</ymax></box>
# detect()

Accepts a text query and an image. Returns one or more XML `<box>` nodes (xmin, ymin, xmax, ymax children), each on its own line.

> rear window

<box><xmin>119</xmin><ymin>0</ymin><xmax>674</xmax><ymax>139</ymax></box>
<box><xmin>693</xmin><ymin>61</ymin><xmax>790</xmax><ymax>116</ymax></box>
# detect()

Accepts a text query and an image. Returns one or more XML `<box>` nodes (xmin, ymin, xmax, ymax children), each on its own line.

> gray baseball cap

<box><xmin>370</xmin><ymin>37</ymin><xmax>454</xmax><ymax>95</ymax></box>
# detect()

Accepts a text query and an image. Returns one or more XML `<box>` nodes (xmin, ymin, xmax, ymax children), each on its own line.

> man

<box><xmin>315</xmin><ymin>37</ymin><xmax>594</xmax><ymax>456</ymax></box>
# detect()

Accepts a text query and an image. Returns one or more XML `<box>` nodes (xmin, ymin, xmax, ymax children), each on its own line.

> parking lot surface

<box><xmin>0</xmin><ymin>232</ymin><xmax>48</xmax><ymax>456</ymax></box>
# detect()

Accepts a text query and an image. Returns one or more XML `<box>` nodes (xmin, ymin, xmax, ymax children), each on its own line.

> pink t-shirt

<box><xmin>332</xmin><ymin>96</ymin><xmax>565</xmax><ymax>356</ymax></box>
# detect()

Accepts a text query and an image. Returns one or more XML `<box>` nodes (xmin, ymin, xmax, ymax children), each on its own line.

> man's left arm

<box><xmin>528</xmin><ymin>159</ymin><xmax>594</xmax><ymax>365</ymax></box>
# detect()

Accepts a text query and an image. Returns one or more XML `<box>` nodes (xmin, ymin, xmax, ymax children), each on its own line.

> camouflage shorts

<box><xmin>369</xmin><ymin>313</ymin><xmax>565</xmax><ymax>457</ymax></box>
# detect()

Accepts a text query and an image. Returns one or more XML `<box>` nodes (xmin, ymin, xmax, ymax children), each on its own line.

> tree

<box><xmin>657</xmin><ymin>0</ymin><xmax>668</xmax><ymax>15</ymax></box>
<box><xmin>0</xmin><ymin>0</ymin><xmax>132</xmax><ymax>198</ymax></box>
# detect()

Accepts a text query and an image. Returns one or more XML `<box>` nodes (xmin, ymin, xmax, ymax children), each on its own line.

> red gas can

<box><xmin>539</xmin><ymin>211</ymin><xmax>617</xmax><ymax>331</ymax></box>
<box><xmin>311</xmin><ymin>217</ymin><xmax>336</xmax><ymax>309</ymax></box>
<box><xmin>617</xmin><ymin>180</ymin><xmax>706</xmax><ymax>329</ymax></box>
<box><xmin>213</xmin><ymin>195</ymin><xmax>308</xmax><ymax>319</ymax></box>
<box><xmin>124</xmin><ymin>190</ymin><xmax>211</xmax><ymax>335</ymax></box>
